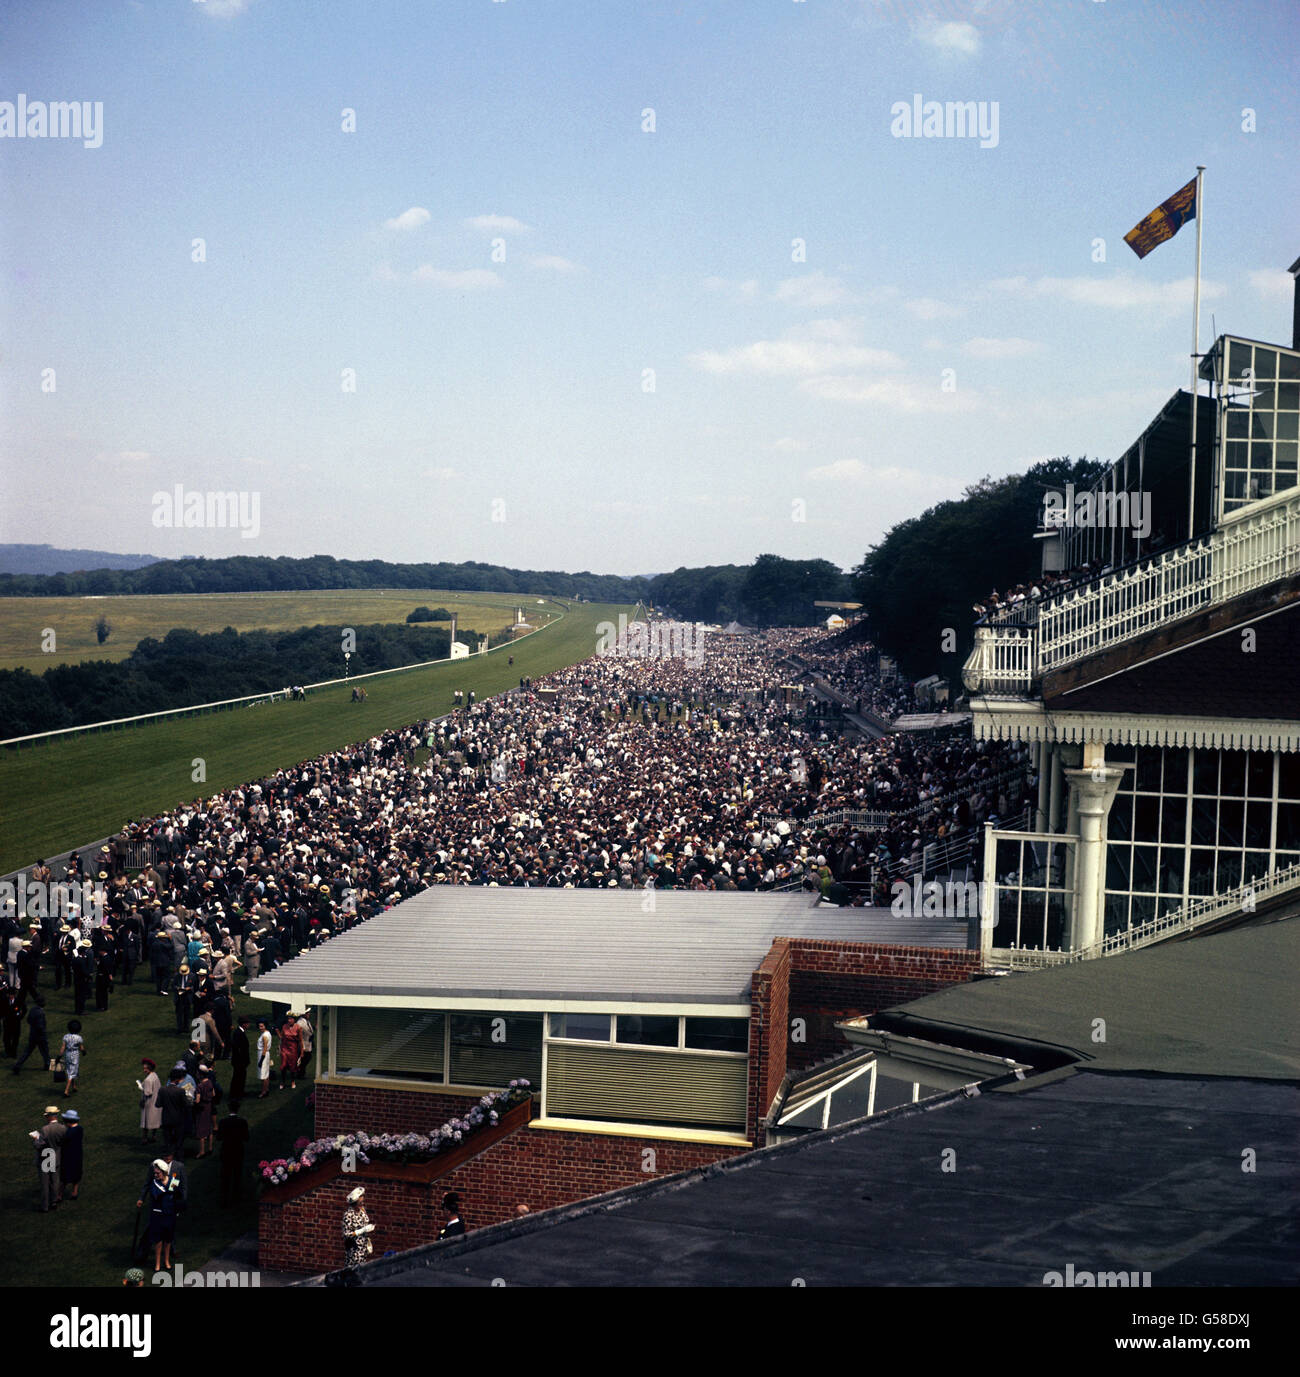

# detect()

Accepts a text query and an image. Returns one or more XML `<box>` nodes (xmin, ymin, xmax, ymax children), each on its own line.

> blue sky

<box><xmin>2</xmin><ymin>0</ymin><xmax>1297</xmax><ymax>574</ymax></box>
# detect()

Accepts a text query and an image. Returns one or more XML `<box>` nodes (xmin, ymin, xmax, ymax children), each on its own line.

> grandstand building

<box><xmin>247</xmin><ymin>888</ymin><xmax>981</xmax><ymax>1271</ymax></box>
<box><xmin>963</xmin><ymin>261</ymin><xmax>1300</xmax><ymax>966</ymax></box>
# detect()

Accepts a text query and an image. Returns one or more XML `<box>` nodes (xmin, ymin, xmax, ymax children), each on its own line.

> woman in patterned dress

<box><xmin>61</xmin><ymin>1019</ymin><xmax>84</xmax><ymax>1096</ymax></box>
<box><xmin>342</xmin><ymin>1186</ymin><xmax>375</xmax><ymax>1277</ymax></box>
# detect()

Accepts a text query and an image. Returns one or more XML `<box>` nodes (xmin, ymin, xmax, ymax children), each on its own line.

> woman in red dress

<box><xmin>278</xmin><ymin>1015</ymin><xmax>302</xmax><ymax>1091</ymax></box>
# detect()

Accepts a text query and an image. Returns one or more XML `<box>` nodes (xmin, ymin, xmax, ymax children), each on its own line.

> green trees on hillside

<box><xmin>853</xmin><ymin>457</ymin><xmax>1106</xmax><ymax>682</ymax></box>
<box><xmin>646</xmin><ymin>555</ymin><xmax>851</xmax><ymax>626</ymax></box>
<box><xmin>0</xmin><ymin>621</ymin><xmax>464</xmax><ymax>737</ymax></box>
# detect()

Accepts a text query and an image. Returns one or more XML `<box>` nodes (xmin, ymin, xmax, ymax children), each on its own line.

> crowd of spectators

<box><xmin>7</xmin><ymin>627</ymin><xmax>1029</xmax><ymax>972</ymax></box>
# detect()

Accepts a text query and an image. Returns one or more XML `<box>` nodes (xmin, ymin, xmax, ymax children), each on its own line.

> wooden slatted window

<box><xmin>545</xmin><ymin>1043</ymin><xmax>747</xmax><ymax>1130</ymax></box>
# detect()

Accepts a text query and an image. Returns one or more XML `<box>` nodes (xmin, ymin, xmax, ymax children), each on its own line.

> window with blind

<box><xmin>336</xmin><ymin>1008</ymin><xmax>445</xmax><ymax>1080</ymax></box>
<box><xmin>545</xmin><ymin>1043</ymin><xmax>748</xmax><ymax>1131</ymax></box>
<box><xmin>449</xmin><ymin>1012</ymin><xmax>542</xmax><ymax>1087</ymax></box>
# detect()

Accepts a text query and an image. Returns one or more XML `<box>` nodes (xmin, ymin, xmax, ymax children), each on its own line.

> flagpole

<box><xmin>1188</xmin><ymin>165</ymin><xmax>1205</xmax><ymax>536</ymax></box>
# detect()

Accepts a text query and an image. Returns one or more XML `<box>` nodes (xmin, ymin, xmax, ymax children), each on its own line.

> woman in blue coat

<box><xmin>138</xmin><ymin>1160</ymin><xmax>178</xmax><ymax>1273</ymax></box>
<box><xmin>59</xmin><ymin>1108</ymin><xmax>84</xmax><ymax>1200</ymax></box>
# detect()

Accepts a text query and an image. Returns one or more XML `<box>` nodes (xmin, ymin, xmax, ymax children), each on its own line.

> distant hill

<box><xmin>0</xmin><ymin>553</ymin><xmax>648</xmax><ymax>603</ymax></box>
<box><xmin>0</xmin><ymin>544</ymin><xmax>161</xmax><ymax>577</ymax></box>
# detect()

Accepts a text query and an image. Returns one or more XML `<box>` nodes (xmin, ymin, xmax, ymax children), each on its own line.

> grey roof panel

<box><xmin>353</xmin><ymin>1073</ymin><xmax>1300</xmax><ymax>1288</ymax></box>
<box><xmin>247</xmin><ymin>887</ymin><xmax>971</xmax><ymax>1005</ymax></box>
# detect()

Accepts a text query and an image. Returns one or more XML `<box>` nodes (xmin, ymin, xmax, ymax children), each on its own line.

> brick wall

<box><xmin>314</xmin><ymin>1082</ymin><xmax>484</xmax><ymax>1138</ymax></box>
<box><xmin>747</xmin><ymin>937</ymin><xmax>791</xmax><ymax>1143</ymax></box>
<box><xmin>260</xmin><ymin>1116</ymin><xmax>742</xmax><ymax>1274</ymax></box>
<box><xmin>438</xmin><ymin>1125</ymin><xmax>738</xmax><ymax>1240</ymax></box>
<box><xmin>786</xmin><ymin>940</ymin><xmax>979</xmax><ymax>1069</ymax></box>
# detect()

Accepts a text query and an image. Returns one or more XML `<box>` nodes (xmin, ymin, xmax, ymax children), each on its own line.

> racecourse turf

<box><xmin>1</xmin><ymin>968</ymin><xmax>307</xmax><ymax>1288</ymax></box>
<box><xmin>0</xmin><ymin>598</ymin><xmax>637</xmax><ymax>1287</ymax></box>
<box><xmin>0</xmin><ymin>599</ymin><xmax>634</xmax><ymax>876</ymax></box>
<box><xmin>0</xmin><ymin>587</ymin><xmax>550</xmax><ymax>672</ymax></box>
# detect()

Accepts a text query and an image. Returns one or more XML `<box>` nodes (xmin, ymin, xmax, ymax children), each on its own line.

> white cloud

<box><xmin>988</xmin><ymin>274</ymin><xmax>1225</xmax><ymax>313</ymax></box>
<box><xmin>807</xmin><ymin>459</ymin><xmax>870</xmax><ymax>481</ymax></box>
<box><xmin>916</xmin><ymin>19</ymin><xmax>981</xmax><ymax>58</ymax></box>
<box><xmin>773</xmin><ymin>272</ymin><xmax>853</xmax><ymax>308</ymax></box>
<box><xmin>905</xmin><ymin>296</ymin><xmax>964</xmax><ymax>320</ymax></box>
<box><xmin>772</xmin><ymin>436</ymin><xmax>810</xmax><ymax>453</ymax></box>
<box><xmin>688</xmin><ymin>333</ymin><xmax>900</xmax><ymax>377</ymax></box>
<box><xmin>962</xmin><ymin>335</ymin><xmax>1042</xmax><ymax>359</ymax></box>
<box><xmin>806</xmin><ymin>458</ymin><xmax>942</xmax><ymax>487</ymax></box>
<box><xmin>422</xmin><ymin>466</ymin><xmax>459</xmax><ymax>480</ymax></box>
<box><xmin>1247</xmin><ymin>268</ymin><xmax>1292</xmax><ymax>302</ymax></box>
<box><xmin>412</xmin><ymin>266</ymin><xmax>503</xmax><ymax>290</ymax></box>
<box><xmin>383</xmin><ymin>207</ymin><xmax>431</xmax><ymax>232</ymax></box>
<box><xmin>528</xmin><ymin>254</ymin><xmax>580</xmax><ymax>273</ymax></box>
<box><xmin>798</xmin><ymin>374</ymin><xmax>980</xmax><ymax>412</ymax></box>
<box><xmin>96</xmin><ymin>450</ymin><xmax>152</xmax><ymax>464</ymax></box>
<box><xmin>465</xmin><ymin>214</ymin><xmax>532</xmax><ymax>234</ymax></box>
<box><xmin>703</xmin><ymin>276</ymin><xmax>760</xmax><ymax>301</ymax></box>
<box><xmin>195</xmin><ymin>0</ymin><xmax>256</xmax><ymax>17</ymax></box>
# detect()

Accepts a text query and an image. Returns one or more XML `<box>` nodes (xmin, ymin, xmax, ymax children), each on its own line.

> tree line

<box><xmin>0</xmin><ymin>554</ymin><xmax>648</xmax><ymax>603</ymax></box>
<box><xmin>852</xmin><ymin>457</ymin><xmax>1106</xmax><ymax>684</ymax></box>
<box><xmin>0</xmin><ymin>620</ymin><xmax>484</xmax><ymax>738</ymax></box>
<box><xmin>646</xmin><ymin>556</ymin><xmax>852</xmax><ymax>626</ymax></box>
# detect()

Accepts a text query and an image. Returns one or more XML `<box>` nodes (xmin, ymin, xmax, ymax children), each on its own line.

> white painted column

<box><xmin>1048</xmin><ymin>743</ymin><xmax>1064</xmax><ymax>833</ymax></box>
<box><xmin>1064</xmin><ymin>744</ymin><xmax>1128</xmax><ymax>952</ymax></box>
<box><xmin>980</xmin><ymin>820</ymin><xmax>998</xmax><ymax>962</ymax></box>
<box><xmin>1037</xmin><ymin>741</ymin><xmax>1052</xmax><ymax>833</ymax></box>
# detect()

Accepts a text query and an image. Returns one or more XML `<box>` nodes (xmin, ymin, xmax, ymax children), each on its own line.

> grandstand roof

<box><xmin>871</xmin><ymin>910</ymin><xmax>1300</xmax><ymax>1079</ymax></box>
<box><xmin>247</xmin><ymin>888</ymin><xmax>973</xmax><ymax>1010</ymax></box>
<box><xmin>344</xmin><ymin>1070</ymin><xmax>1299</xmax><ymax>1288</ymax></box>
<box><xmin>325</xmin><ymin>915</ymin><xmax>1300</xmax><ymax>1289</ymax></box>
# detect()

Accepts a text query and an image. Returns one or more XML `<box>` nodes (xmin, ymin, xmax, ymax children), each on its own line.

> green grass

<box><xmin>0</xmin><ymin>971</ymin><xmax>305</xmax><ymax>1288</ymax></box>
<box><xmin>0</xmin><ymin>598</ymin><xmax>637</xmax><ymax>1287</ymax></box>
<box><xmin>0</xmin><ymin>587</ymin><xmax>556</xmax><ymax>672</ymax></box>
<box><xmin>0</xmin><ymin>600</ymin><xmax>633</xmax><ymax>874</ymax></box>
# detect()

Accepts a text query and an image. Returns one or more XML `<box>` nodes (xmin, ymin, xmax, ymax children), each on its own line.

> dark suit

<box><xmin>13</xmin><ymin>1002</ymin><xmax>49</xmax><ymax>1071</ymax></box>
<box><xmin>157</xmin><ymin>1083</ymin><xmax>190</xmax><ymax>1154</ymax></box>
<box><xmin>229</xmin><ymin>1026</ymin><xmax>250</xmax><ymax>1100</ymax></box>
<box><xmin>215</xmin><ymin>1113</ymin><xmax>250</xmax><ymax>1204</ymax></box>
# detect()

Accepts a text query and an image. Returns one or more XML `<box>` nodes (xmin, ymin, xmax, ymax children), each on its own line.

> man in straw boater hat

<box><xmin>30</xmin><ymin>1105</ymin><xmax>66</xmax><ymax>1213</ymax></box>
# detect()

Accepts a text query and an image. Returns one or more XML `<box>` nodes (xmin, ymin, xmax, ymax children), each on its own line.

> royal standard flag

<box><xmin>1124</xmin><ymin>177</ymin><xmax>1197</xmax><ymax>259</ymax></box>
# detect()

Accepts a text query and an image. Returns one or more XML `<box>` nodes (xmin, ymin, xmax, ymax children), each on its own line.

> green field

<box><xmin>0</xmin><ymin>971</ymin><xmax>306</xmax><ymax>1288</ymax></box>
<box><xmin>0</xmin><ymin>599</ymin><xmax>634</xmax><ymax>874</ymax></box>
<box><xmin>0</xmin><ymin>588</ymin><xmax>558</xmax><ymax>672</ymax></box>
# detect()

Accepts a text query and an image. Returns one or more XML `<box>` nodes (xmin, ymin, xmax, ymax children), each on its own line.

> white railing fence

<box><xmin>965</xmin><ymin>486</ymin><xmax>1300</xmax><ymax>695</ymax></box>
<box><xmin>989</xmin><ymin>856</ymin><xmax>1300</xmax><ymax>969</ymax></box>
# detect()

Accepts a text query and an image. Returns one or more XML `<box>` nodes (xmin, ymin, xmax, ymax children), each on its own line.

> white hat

<box><xmin>347</xmin><ymin>1186</ymin><xmax>365</xmax><ymax>1202</ymax></box>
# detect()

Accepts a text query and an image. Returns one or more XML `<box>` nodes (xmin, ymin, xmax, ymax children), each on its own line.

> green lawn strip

<box><xmin>0</xmin><ymin>588</ymin><xmax>550</xmax><ymax>672</ymax></box>
<box><xmin>0</xmin><ymin>972</ymin><xmax>307</xmax><ymax>1287</ymax></box>
<box><xmin>1</xmin><ymin>601</ymin><xmax>631</xmax><ymax>873</ymax></box>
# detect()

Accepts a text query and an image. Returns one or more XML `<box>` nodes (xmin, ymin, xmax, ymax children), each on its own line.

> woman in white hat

<box><xmin>342</xmin><ymin>1185</ymin><xmax>375</xmax><ymax>1275</ymax></box>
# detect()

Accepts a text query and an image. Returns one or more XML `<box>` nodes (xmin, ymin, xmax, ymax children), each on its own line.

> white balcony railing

<box><xmin>964</xmin><ymin>486</ymin><xmax>1300</xmax><ymax>695</ymax></box>
<box><xmin>989</xmin><ymin>856</ymin><xmax>1300</xmax><ymax>969</ymax></box>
